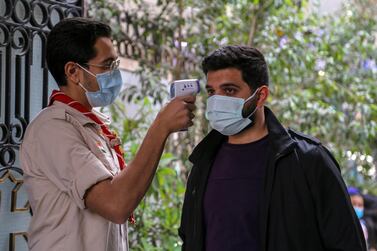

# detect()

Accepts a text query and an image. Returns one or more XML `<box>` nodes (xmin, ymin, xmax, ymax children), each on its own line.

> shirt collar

<box><xmin>52</xmin><ymin>101</ymin><xmax>111</xmax><ymax>126</ymax></box>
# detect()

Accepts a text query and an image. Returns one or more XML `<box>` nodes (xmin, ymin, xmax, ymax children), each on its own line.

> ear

<box><xmin>64</xmin><ymin>62</ymin><xmax>80</xmax><ymax>85</ymax></box>
<box><xmin>256</xmin><ymin>85</ymin><xmax>269</xmax><ymax>107</ymax></box>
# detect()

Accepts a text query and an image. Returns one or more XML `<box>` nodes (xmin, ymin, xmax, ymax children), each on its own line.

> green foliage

<box><xmin>90</xmin><ymin>0</ymin><xmax>377</xmax><ymax>248</ymax></box>
<box><xmin>107</xmin><ymin>97</ymin><xmax>186</xmax><ymax>250</ymax></box>
<box><xmin>253</xmin><ymin>2</ymin><xmax>377</xmax><ymax>193</ymax></box>
<box><xmin>130</xmin><ymin>153</ymin><xmax>185</xmax><ymax>251</ymax></box>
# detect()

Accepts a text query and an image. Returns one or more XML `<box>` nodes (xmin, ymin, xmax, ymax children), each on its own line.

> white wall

<box><xmin>309</xmin><ymin>0</ymin><xmax>343</xmax><ymax>14</ymax></box>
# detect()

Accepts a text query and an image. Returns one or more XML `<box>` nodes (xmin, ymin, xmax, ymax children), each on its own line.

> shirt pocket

<box><xmin>82</xmin><ymin>128</ymin><xmax>119</xmax><ymax>176</ymax></box>
<box><xmin>64</xmin><ymin>113</ymin><xmax>118</xmax><ymax>176</ymax></box>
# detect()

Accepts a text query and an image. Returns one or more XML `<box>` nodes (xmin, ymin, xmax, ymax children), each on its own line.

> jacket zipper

<box><xmin>262</xmin><ymin>143</ymin><xmax>296</xmax><ymax>251</ymax></box>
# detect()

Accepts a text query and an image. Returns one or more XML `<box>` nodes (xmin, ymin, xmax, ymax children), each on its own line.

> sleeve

<box><xmin>28</xmin><ymin>119</ymin><xmax>113</xmax><ymax>209</ymax></box>
<box><xmin>302</xmin><ymin>145</ymin><xmax>367</xmax><ymax>251</ymax></box>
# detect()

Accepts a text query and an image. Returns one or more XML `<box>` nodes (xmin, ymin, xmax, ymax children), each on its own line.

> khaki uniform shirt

<box><xmin>20</xmin><ymin>101</ymin><xmax>128</xmax><ymax>251</ymax></box>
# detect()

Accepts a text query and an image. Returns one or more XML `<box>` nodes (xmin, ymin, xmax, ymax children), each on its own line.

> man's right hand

<box><xmin>84</xmin><ymin>95</ymin><xmax>197</xmax><ymax>224</ymax></box>
<box><xmin>155</xmin><ymin>95</ymin><xmax>196</xmax><ymax>134</ymax></box>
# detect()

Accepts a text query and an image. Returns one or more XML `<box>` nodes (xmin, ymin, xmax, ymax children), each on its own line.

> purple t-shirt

<box><xmin>204</xmin><ymin>135</ymin><xmax>269</xmax><ymax>251</ymax></box>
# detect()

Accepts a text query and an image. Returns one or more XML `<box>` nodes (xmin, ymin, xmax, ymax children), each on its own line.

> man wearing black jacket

<box><xmin>178</xmin><ymin>45</ymin><xmax>366</xmax><ymax>251</ymax></box>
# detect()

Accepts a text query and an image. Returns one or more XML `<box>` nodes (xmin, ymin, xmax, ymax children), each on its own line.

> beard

<box><xmin>239</xmin><ymin>90</ymin><xmax>260</xmax><ymax>133</ymax></box>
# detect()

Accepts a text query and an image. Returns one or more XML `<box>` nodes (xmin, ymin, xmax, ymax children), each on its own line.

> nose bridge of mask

<box><xmin>207</xmin><ymin>95</ymin><xmax>244</xmax><ymax>114</ymax></box>
<box><xmin>97</xmin><ymin>69</ymin><xmax>122</xmax><ymax>89</ymax></box>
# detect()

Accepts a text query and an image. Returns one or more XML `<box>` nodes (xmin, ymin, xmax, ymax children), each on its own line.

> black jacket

<box><xmin>179</xmin><ymin>107</ymin><xmax>366</xmax><ymax>251</ymax></box>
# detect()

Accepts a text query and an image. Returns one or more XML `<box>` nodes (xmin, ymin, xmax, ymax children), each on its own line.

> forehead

<box><xmin>206</xmin><ymin>68</ymin><xmax>249</xmax><ymax>89</ymax></box>
<box><xmin>92</xmin><ymin>37</ymin><xmax>117</xmax><ymax>60</ymax></box>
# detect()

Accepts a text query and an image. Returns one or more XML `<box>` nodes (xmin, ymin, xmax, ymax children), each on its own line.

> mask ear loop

<box><xmin>78</xmin><ymin>82</ymin><xmax>89</xmax><ymax>92</ymax></box>
<box><xmin>76</xmin><ymin>63</ymin><xmax>99</xmax><ymax>93</ymax></box>
<box><xmin>76</xmin><ymin>63</ymin><xmax>97</xmax><ymax>78</ymax></box>
<box><xmin>243</xmin><ymin>87</ymin><xmax>260</xmax><ymax>118</ymax></box>
<box><xmin>244</xmin><ymin>87</ymin><xmax>260</xmax><ymax>103</ymax></box>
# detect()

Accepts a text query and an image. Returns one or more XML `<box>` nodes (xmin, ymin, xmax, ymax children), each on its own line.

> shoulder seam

<box><xmin>288</xmin><ymin>128</ymin><xmax>321</xmax><ymax>145</ymax></box>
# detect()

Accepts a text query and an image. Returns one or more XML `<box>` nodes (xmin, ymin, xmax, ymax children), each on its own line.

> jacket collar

<box><xmin>189</xmin><ymin>129</ymin><xmax>225</xmax><ymax>165</ymax></box>
<box><xmin>189</xmin><ymin>106</ymin><xmax>296</xmax><ymax>164</ymax></box>
<box><xmin>264</xmin><ymin>106</ymin><xmax>296</xmax><ymax>157</ymax></box>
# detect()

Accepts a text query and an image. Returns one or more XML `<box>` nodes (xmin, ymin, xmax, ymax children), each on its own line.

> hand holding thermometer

<box><xmin>170</xmin><ymin>79</ymin><xmax>200</xmax><ymax>131</ymax></box>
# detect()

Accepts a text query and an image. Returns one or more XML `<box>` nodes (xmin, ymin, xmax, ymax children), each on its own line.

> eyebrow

<box><xmin>100</xmin><ymin>57</ymin><xmax>117</xmax><ymax>64</ymax></box>
<box><xmin>205</xmin><ymin>83</ymin><xmax>240</xmax><ymax>89</ymax></box>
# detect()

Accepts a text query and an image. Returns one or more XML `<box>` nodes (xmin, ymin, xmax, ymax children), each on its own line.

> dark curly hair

<box><xmin>202</xmin><ymin>45</ymin><xmax>269</xmax><ymax>90</ymax></box>
<box><xmin>46</xmin><ymin>17</ymin><xmax>112</xmax><ymax>86</ymax></box>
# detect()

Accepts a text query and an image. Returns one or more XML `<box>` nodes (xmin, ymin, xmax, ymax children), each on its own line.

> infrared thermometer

<box><xmin>170</xmin><ymin>79</ymin><xmax>200</xmax><ymax>99</ymax></box>
<box><xmin>169</xmin><ymin>79</ymin><xmax>200</xmax><ymax>131</ymax></box>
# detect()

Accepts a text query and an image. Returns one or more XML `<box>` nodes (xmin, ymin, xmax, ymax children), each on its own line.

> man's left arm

<box><xmin>302</xmin><ymin>145</ymin><xmax>367</xmax><ymax>251</ymax></box>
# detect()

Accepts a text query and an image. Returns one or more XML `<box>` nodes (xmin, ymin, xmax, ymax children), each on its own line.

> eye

<box><xmin>110</xmin><ymin>59</ymin><xmax>120</xmax><ymax>70</ymax></box>
<box><xmin>103</xmin><ymin>62</ymin><xmax>112</xmax><ymax>68</ymax></box>
<box><xmin>206</xmin><ymin>89</ymin><xmax>214</xmax><ymax>96</ymax></box>
<box><xmin>224</xmin><ymin>88</ymin><xmax>236</xmax><ymax>95</ymax></box>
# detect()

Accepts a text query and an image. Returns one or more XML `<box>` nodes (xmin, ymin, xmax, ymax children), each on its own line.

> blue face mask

<box><xmin>205</xmin><ymin>89</ymin><xmax>259</xmax><ymax>136</ymax></box>
<box><xmin>353</xmin><ymin>207</ymin><xmax>364</xmax><ymax>219</ymax></box>
<box><xmin>78</xmin><ymin>65</ymin><xmax>123</xmax><ymax>107</ymax></box>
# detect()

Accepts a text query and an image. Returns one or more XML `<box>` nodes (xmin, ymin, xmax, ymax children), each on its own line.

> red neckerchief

<box><xmin>49</xmin><ymin>90</ymin><xmax>135</xmax><ymax>224</ymax></box>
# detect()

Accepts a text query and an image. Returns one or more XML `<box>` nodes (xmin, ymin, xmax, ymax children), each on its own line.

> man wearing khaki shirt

<box><xmin>20</xmin><ymin>17</ymin><xmax>196</xmax><ymax>251</ymax></box>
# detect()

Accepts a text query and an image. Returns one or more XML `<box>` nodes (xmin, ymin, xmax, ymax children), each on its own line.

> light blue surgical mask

<box><xmin>205</xmin><ymin>89</ymin><xmax>259</xmax><ymax>136</ymax></box>
<box><xmin>78</xmin><ymin>65</ymin><xmax>123</xmax><ymax>107</ymax></box>
<box><xmin>353</xmin><ymin>207</ymin><xmax>364</xmax><ymax>219</ymax></box>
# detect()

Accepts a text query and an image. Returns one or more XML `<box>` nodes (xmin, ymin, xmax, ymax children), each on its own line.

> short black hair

<box><xmin>202</xmin><ymin>45</ymin><xmax>269</xmax><ymax>90</ymax></box>
<box><xmin>46</xmin><ymin>17</ymin><xmax>112</xmax><ymax>86</ymax></box>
